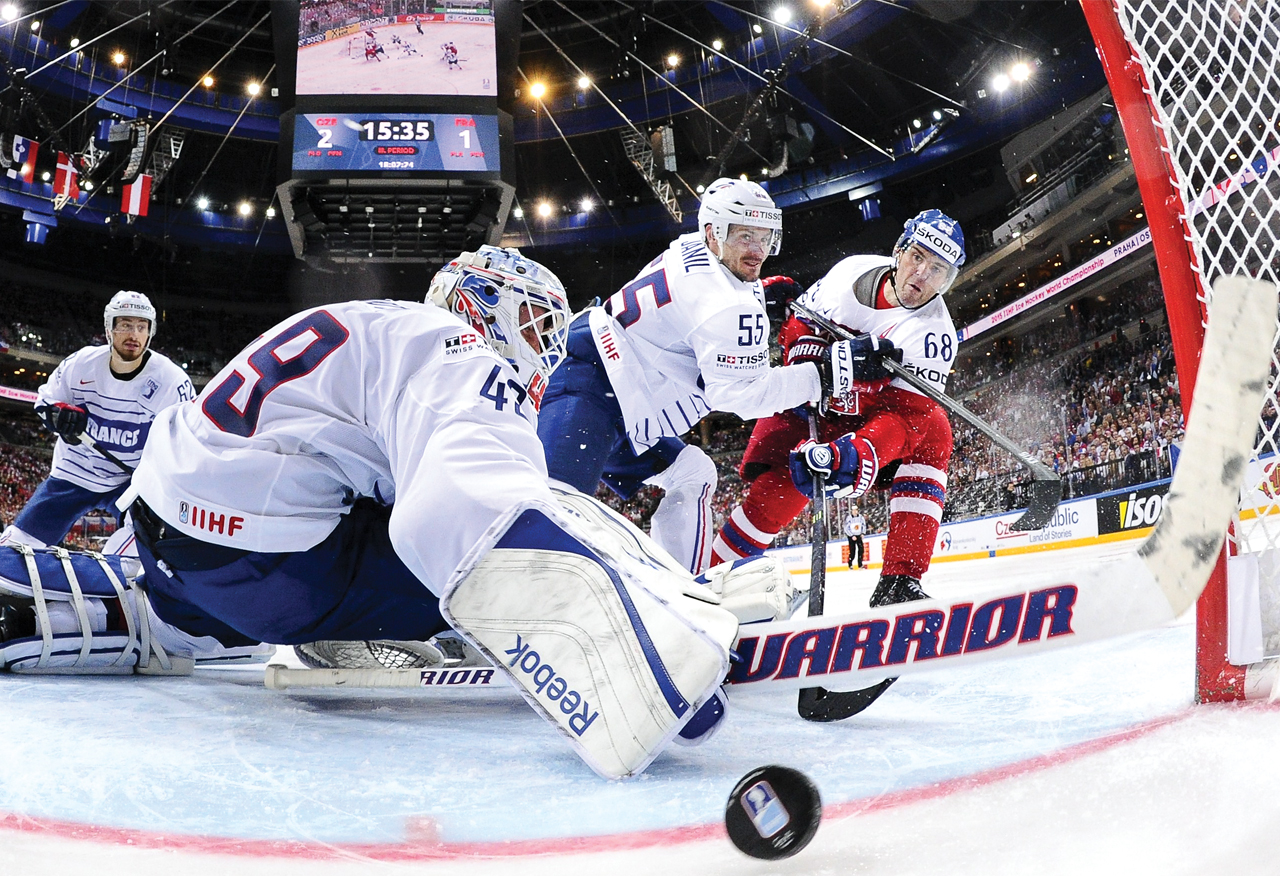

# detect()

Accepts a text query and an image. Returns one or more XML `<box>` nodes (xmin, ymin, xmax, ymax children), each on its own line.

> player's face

<box><xmin>715</xmin><ymin>223</ymin><xmax>774</xmax><ymax>283</ymax></box>
<box><xmin>892</xmin><ymin>243</ymin><xmax>955</xmax><ymax>308</ymax></box>
<box><xmin>111</xmin><ymin>317</ymin><xmax>150</xmax><ymax>361</ymax></box>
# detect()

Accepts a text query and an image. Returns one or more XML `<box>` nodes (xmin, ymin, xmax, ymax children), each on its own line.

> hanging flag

<box><xmin>7</xmin><ymin>136</ymin><xmax>39</xmax><ymax>184</ymax></box>
<box><xmin>54</xmin><ymin>151</ymin><xmax>79</xmax><ymax>200</ymax></box>
<box><xmin>121</xmin><ymin>173</ymin><xmax>152</xmax><ymax>217</ymax></box>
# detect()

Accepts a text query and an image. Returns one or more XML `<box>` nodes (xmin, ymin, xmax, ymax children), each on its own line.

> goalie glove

<box><xmin>35</xmin><ymin>402</ymin><xmax>88</xmax><ymax>445</ymax></box>
<box><xmin>789</xmin><ymin>433</ymin><xmax>880</xmax><ymax>500</ymax></box>
<box><xmin>695</xmin><ymin>555</ymin><xmax>799</xmax><ymax>624</ymax></box>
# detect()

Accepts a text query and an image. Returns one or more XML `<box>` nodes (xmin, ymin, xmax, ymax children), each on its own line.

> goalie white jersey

<box><xmin>38</xmin><ymin>346</ymin><xmax>194</xmax><ymax>491</ymax></box>
<box><xmin>132</xmin><ymin>300</ymin><xmax>552</xmax><ymax>593</ymax></box>
<box><xmin>589</xmin><ymin>232</ymin><xmax>820</xmax><ymax>452</ymax></box>
<box><xmin>798</xmin><ymin>254</ymin><xmax>959</xmax><ymax>395</ymax></box>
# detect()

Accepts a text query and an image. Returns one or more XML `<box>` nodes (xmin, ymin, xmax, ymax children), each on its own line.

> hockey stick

<box><xmin>264</xmin><ymin>663</ymin><xmax>509</xmax><ymax>691</ymax></box>
<box><xmin>791</xmin><ymin>300</ymin><xmax>1062</xmax><ymax>531</ymax></box>
<box><xmin>724</xmin><ymin>277</ymin><xmax>1273</xmax><ymax>693</ymax></box>
<box><xmin>795</xmin><ymin>408</ymin><xmax>894</xmax><ymax>720</ymax></box>
<box><xmin>78</xmin><ymin>433</ymin><xmax>135</xmax><ymax>476</ymax></box>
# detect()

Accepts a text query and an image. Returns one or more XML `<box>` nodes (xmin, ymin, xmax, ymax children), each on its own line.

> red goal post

<box><xmin>1081</xmin><ymin>0</ymin><xmax>1280</xmax><ymax>702</ymax></box>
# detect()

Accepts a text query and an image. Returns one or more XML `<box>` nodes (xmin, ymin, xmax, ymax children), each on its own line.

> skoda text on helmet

<box><xmin>892</xmin><ymin>209</ymin><xmax>967</xmax><ymax>295</ymax></box>
<box><xmin>697</xmin><ymin>178</ymin><xmax>783</xmax><ymax>260</ymax></box>
<box><xmin>104</xmin><ymin>291</ymin><xmax>157</xmax><ymax>351</ymax></box>
<box><xmin>427</xmin><ymin>245</ymin><xmax>570</xmax><ymax>410</ymax></box>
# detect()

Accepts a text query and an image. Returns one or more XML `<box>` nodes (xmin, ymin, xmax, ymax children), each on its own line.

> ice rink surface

<box><xmin>296</xmin><ymin>23</ymin><xmax>497</xmax><ymax>97</ymax></box>
<box><xmin>3</xmin><ymin>539</ymin><xmax>1278</xmax><ymax>875</ymax></box>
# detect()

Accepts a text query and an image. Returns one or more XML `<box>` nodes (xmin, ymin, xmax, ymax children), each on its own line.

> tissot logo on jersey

<box><xmin>443</xmin><ymin>332</ymin><xmax>484</xmax><ymax>357</ymax></box>
<box><xmin>716</xmin><ymin>351</ymin><xmax>769</xmax><ymax>367</ymax></box>
<box><xmin>178</xmin><ymin>501</ymin><xmax>245</xmax><ymax>538</ymax></box>
<box><xmin>741</xmin><ymin>207</ymin><xmax>782</xmax><ymax>223</ymax></box>
<box><xmin>728</xmin><ymin>584</ymin><xmax>1078</xmax><ymax>685</ymax></box>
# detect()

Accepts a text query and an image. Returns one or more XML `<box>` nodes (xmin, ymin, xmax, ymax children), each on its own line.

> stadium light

<box><xmin>0</xmin><ymin>5</ymin><xmax>17</xmax><ymax>23</ymax></box>
<box><xmin>1011</xmin><ymin>61</ymin><xmax>1031</xmax><ymax>82</ymax></box>
<box><xmin>40</xmin><ymin>171</ymin><xmax>50</xmax><ymax>181</ymax></box>
<box><xmin>752</xmin><ymin>23</ymin><xmax>763</xmax><ymax>34</ymax></box>
<box><xmin>112</xmin><ymin>51</ymin><xmax>126</xmax><ymax>65</ymax></box>
<box><xmin>992</xmin><ymin>72</ymin><xmax>1010</xmax><ymax>93</ymax></box>
<box><xmin>238</xmin><ymin>202</ymin><xmax>253</xmax><ymax>216</ymax></box>
<box><xmin>202</xmin><ymin>75</ymin><xmax>214</xmax><ymax>88</ymax></box>
<box><xmin>696</xmin><ymin>184</ymin><xmax>705</xmax><ymax>193</ymax></box>
<box><xmin>265</xmin><ymin>206</ymin><xmax>276</xmax><ymax>218</ymax></box>
<box><xmin>512</xmin><ymin>206</ymin><xmax>524</xmax><ymax>219</ymax></box>
<box><xmin>577</xmin><ymin>75</ymin><xmax>590</xmax><ymax>89</ymax></box>
<box><xmin>666</xmin><ymin>53</ymin><xmax>679</xmax><ymax>69</ymax></box>
<box><xmin>29</xmin><ymin>19</ymin><xmax>38</xmax><ymax>31</ymax></box>
<box><xmin>69</xmin><ymin>37</ymin><xmax>79</xmax><ymax>48</ymax></box>
<box><xmin>246</xmin><ymin>81</ymin><xmax>261</xmax><ymax>96</ymax></box>
<box><xmin>196</xmin><ymin>197</ymin><xmax>210</xmax><ymax>210</ymax></box>
<box><xmin>536</xmin><ymin>201</ymin><xmax>552</xmax><ymax>218</ymax></box>
<box><xmin>580</xmin><ymin>197</ymin><xmax>594</xmax><ymax>212</ymax></box>
<box><xmin>529</xmin><ymin>81</ymin><xmax>546</xmax><ymax>99</ymax></box>
<box><xmin>772</xmin><ymin>6</ymin><xmax>792</xmax><ymax>24</ymax></box>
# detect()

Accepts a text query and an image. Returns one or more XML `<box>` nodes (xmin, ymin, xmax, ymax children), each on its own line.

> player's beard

<box><xmin>113</xmin><ymin>337</ymin><xmax>146</xmax><ymax>363</ymax></box>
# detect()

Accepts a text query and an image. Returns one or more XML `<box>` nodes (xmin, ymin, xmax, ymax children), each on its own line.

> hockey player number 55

<box><xmin>608</xmin><ymin>269</ymin><xmax>672</xmax><ymax>328</ymax></box>
<box><xmin>203</xmin><ymin>311</ymin><xmax>350</xmax><ymax>437</ymax></box>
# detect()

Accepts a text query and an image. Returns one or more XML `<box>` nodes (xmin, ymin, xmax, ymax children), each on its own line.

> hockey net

<box><xmin>1082</xmin><ymin>0</ymin><xmax>1280</xmax><ymax>701</ymax></box>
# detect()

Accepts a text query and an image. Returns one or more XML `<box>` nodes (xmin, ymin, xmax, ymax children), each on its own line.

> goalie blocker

<box><xmin>441</xmin><ymin>487</ymin><xmax>740</xmax><ymax>780</ymax></box>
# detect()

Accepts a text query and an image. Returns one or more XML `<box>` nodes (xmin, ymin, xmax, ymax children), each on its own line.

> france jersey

<box><xmin>38</xmin><ymin>346</ymin><xmax>194</xmax><ymax>491</ymax></box>
<box><xmin>588</xmin><ymin>232</ymin><xmax>820</xmax><ymax>452</ymax></box>
<box><xmin>131</xmin><ymin>300</ymin><xmax>553</xmax><ymax>597</ymax></box>
<box><xmin>797</xmin><ymin>255</ymin><xmax>959</xmax><ymax>396</ymax></box>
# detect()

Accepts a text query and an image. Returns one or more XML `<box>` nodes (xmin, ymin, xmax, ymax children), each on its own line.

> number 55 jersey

<box><xmin>132</xmin><ymin>300</ymin><xmax>552</xmax><ymax>593</ymax></box>
<box><xmin>588</xmin><ymin>232</ymin><xmax>820</xmax><ymax>453</ymax></box>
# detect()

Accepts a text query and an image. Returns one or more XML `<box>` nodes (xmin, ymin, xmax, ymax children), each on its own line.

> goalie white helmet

<box><xmin>103</xmin><ymin>290</ymin><xmax>156</xmax><ymax>349</ymax></box>
<box><xmin>697</xmin><ymin>177</ymin><xmax>783</xmax><ymax>257</ymax></box>
<box><xmin>427</xmin><ymin>246</ymin><xmax>570</xmax><ymax>409</ymax></box>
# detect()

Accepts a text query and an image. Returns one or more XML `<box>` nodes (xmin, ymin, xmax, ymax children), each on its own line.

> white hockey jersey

<box><xmin>37</xmin><ymin>346</ymin><xmax>195</xmax><ymax>491</ymax></box>
<box><xmin>798</xmin><ymin>255</ymin><xmax>958</xmax><ymax>396</ymax></box>
<box><xmin>132</xmin><ymin>300</ymin><xmax>553</xmax><ymax>596</ymax></box>
<box><xmin>590</xmin><ymin>232</ymin><xmax>821</xmax><ymax>452</ymax></box>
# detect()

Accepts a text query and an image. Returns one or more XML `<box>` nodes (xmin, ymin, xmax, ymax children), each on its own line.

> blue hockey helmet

<box><xmin>893</xmin><ymin>209</ymin><xmax>966</xmax><ymax>293</ymax></box>
<box><xmin>428</xmin><ymin>246</ymin><xmax>570</xmax><ymax>409</ymax></box>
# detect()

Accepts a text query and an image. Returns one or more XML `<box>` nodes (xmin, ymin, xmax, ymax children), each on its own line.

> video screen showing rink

<box><xmin>297</xmin><ymin>9</ymin><xmax>497</xmax><ymax>97</ymax></box>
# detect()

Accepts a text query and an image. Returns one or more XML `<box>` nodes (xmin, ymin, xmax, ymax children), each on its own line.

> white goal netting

<box><xmin>1100</xmin><ymin>0</ymin><xmax>1280</xmax><ymax>682</ymax></box>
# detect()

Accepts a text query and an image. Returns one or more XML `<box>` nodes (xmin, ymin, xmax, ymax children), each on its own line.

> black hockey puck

<box><xmin>724</xmin><ymin>765</ymin><xmax>821</xmax><ymax>860</ymax></box>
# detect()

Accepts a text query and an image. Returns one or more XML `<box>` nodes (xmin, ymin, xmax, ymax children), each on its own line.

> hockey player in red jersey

<box><xmin>711</xmin><ymin>209</ymin><xmax>966</xmax><ymax>608</ymax></box>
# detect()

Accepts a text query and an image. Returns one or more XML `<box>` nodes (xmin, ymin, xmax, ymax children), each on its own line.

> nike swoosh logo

<box><xmin>79</xmin><ymin>380</ymin><xmax>94</xmax><ymax>385</ymax></box>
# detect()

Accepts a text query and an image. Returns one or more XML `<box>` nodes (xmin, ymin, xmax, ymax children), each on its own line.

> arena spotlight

<box><xmin>0</xmin><ymin>5</ymin><xmax>17</xmax><ymax>22</ymax></box>
<box><xmin>238</xmin><ymin>201</ymin><xmax>253</xmax><ymax>216</ymax></box>
<box><xmin>29</xmin><ymin>19</ymin><xmax>38</xmax><ymax>31</ymax></box>
<box><xmin>112</xmin><ymin>51</ymin><xmax>126</xmax><ymax>65</ymax></box>
<box><xmin>992</xmin><ymin>72</ymin><xmax>1011</xmax><ymax>93</ymax></box>
<box><xmin>40</xmin><ymin>171</ymin><xmax>50</xmax><ymax>181</ymax></box>
<box><xmin>666</xmin><ymin>53</ymin><xmax>679</xmax><ymax>69</ymax></box>
<box><xmin>512</xmin><ymin>206</ymin><xmax>524</xmax><ymax>219</ymax></box>
<box><xmin>529</xmin><ymin>81</ymin><xmax>546</xmax><ymax>99</ymax></box>
<box><xmin>246</xmin><ymin>81</ymin><xmax>261</xmax><ymax>96</ymax></box>
<box><xmin>196</xmin><ymin>196</ymin><xmax>210</xmax><ymax>210</ymax></box>
<box><xmin>1011</xmin><ymin>61</ymin><xmax>1032</xmax><ymax>82</ymax></box>
<box><xmin>202</xmin><ymin>74</ymin><xmax>214</xmax><ymax>88</ymax></box>
<box><xmin>772</xmin><ymin>6</ymin><xmax>792</xmax><ymax>24</ymax></box>
<box><xmin>69</xmin><ymin>37</ymin><xmax>79</xmax><ymax>48</ymax></box>
<box><xmin>580</xmin><ymin>197</ymin><xmax>594</xmax><ymax>212</ymax></box>
<box><xmin>711</xmin><ymin>38</ymin><xmax>723</xmax><ymax>51</ymax></box>
<box><xmin>752</xmin><ymin>23</ymin><xmax>763</xmax><ymax>34</ymax></box>
<box><xmin>536</xmin><ymin>201</ymin><xmax>552</xmax><ymax>218</ymax></box>
<box><xmin>265</xmin><ymin>206</ymin><xmax>276</xmax><ymax>218</ymax></box>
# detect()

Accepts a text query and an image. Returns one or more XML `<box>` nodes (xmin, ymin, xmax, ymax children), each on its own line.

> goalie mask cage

<box><xmin>1081</xmin><ymin>0</ymin><xmax>1280</xmax><ymax>702</ymax></box>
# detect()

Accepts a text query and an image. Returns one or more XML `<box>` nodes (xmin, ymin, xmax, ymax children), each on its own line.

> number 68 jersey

<box><xmin>796</xmin><ymin>254</ymin><xmax>959</xmax><ymax>397</ymax></box>
<box><xmin>132</xmin><ymin>300</ymin><xmax>552</xmax><ymax>592</ymax></box>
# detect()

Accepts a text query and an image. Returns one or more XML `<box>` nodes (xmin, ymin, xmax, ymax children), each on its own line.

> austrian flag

<box><xmin>53</xmin><ymin>152</ymin><xmax>79</xmax><ymax>200</ymax></box>
<box><xmin>121</xmin><ymin>174</ymin><xmax>152</xmax><ymax>217</ymax></box>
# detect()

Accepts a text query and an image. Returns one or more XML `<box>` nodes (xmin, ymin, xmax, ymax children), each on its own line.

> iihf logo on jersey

<box><xmin>142</xmin><ymin>378</ymin><xmax>160</xmax><ymax>400</ymax></box>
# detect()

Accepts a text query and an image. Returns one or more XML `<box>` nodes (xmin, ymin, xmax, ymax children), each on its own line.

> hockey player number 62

<box><xmin>203</xmin><ymin>311</ymin><xmax>350</xmax><ymax>437</ymax></box>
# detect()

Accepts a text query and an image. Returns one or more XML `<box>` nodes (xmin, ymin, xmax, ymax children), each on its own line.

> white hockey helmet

<box><xmin>104</xmin><ymin>290</ymin><xmax>156</xmax><ymax>348</ymax></box>
<box><xmin>427</xmin><ymin>246</ymin><xmax>570</xmax><ymax>409</ymax></box>
<box><xmin>697</xmin><ymin>177</ymin><xmax>783</xmax><ymax>257</ymax></box>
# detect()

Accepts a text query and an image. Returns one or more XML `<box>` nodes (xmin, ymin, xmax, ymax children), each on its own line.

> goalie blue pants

<box><xmin>537</xmin><ymin>314</ymin><xmax>685</xmax><ymax>499</ymax></box>
<box><xmin>133</xmin><ymin>501</ymin><xmax>449</xmax><ymax>648</ymax></box>
<box><xmin>13</xmin><ymin>476</ymin><xmax>129</xmax><ymax>546</ymax></box>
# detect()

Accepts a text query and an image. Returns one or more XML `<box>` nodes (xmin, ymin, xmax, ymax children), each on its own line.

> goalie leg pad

<box><xmin>441</xmin><ymin>500</ymin><xmax>739</xmax><ymax>780</ymax></box>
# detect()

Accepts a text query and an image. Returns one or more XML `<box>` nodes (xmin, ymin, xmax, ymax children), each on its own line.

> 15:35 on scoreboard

<box><xmin>291</xmin><ymin>113</ymin><xmax>500</xmax><ymax>173</ymax></box>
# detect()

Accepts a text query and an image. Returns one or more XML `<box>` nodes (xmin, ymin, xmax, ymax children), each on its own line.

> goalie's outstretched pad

<box><xmin>441</xmin><ymin>500</ymin><xmax>739</xmax><ymax>780</ymax></box>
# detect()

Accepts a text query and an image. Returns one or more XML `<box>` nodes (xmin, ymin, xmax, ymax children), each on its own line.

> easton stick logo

<box><xmin>728</xmin><ymin>585</ymin><xmax>1078</xmax><ymax>685</ymax></box>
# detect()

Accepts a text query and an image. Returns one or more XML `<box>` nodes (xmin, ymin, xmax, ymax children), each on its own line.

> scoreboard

<box><xmin>291</xmin><ymin>112</ymin><xmax>501</xmax><ymax>173</ymax></box>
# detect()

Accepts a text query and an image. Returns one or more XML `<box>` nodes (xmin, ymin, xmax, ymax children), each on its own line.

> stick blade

<box><xmin>797</xmin><ymin>679</ymin><xmax>896</xmax><ymax>722</ymax></box>
<box><xmin>1007</xmin><ymin>476</ymin><xmax>1063</xmax><ymax>531</ymax></box>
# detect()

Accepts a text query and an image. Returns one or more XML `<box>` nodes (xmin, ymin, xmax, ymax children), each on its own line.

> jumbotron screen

<box><xmin>296</xmin><ymin>1</ymin><xmax>497</xmax><ymax>98</ymax></box>
<box><xmin>291</xmin><ymin>112</ymin><xmax>500</xmax><ymax>173</ymax></box>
